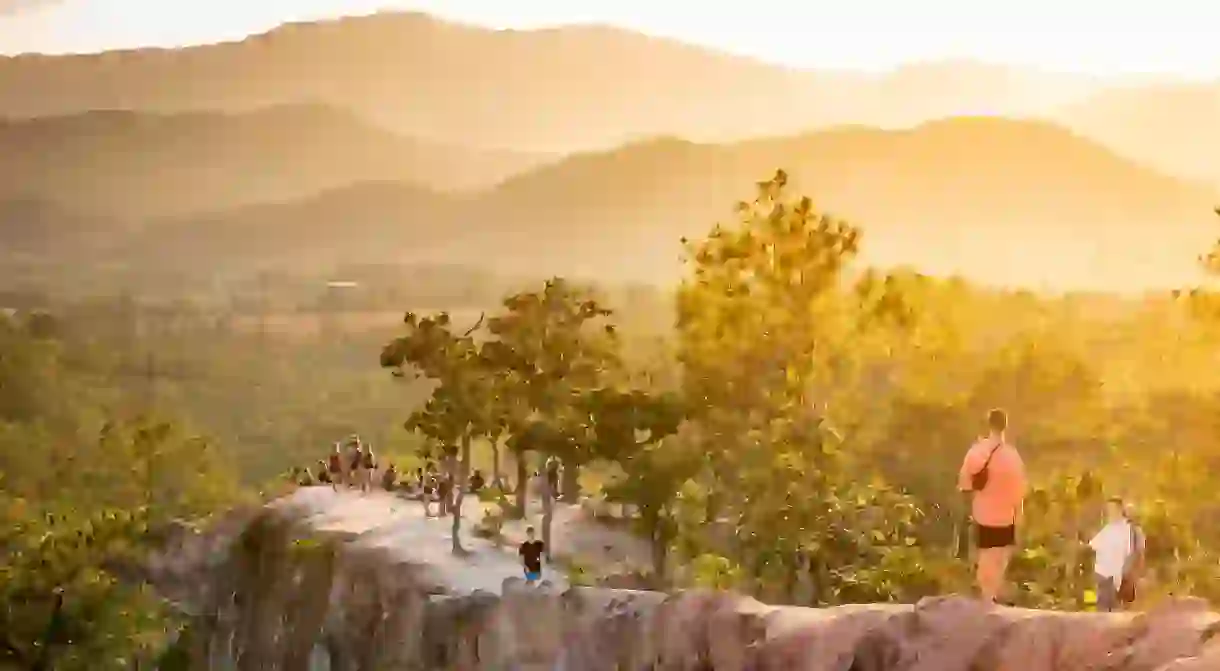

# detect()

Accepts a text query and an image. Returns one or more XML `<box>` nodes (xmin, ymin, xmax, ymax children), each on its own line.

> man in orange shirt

<box><xmin>958</xmin><ymin>408</ymin><xmax>1027</xmax><ymax>604</ymax></box>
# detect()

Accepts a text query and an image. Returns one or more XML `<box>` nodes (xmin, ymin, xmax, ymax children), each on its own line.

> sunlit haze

<box><xmin>2</xmin><ymin>0</ymin><xmax>1219</xmax><ymax>80</ymax></box>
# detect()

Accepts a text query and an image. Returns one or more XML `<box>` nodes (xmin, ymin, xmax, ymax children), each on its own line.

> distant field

<box><xmin>229</xmin><ymin>309</ymin><xmax>489</xmax><ymax>339</ymax></box>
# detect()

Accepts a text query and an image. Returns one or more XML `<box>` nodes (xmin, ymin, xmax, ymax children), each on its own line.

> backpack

<box><xmin>971</xmin><ymin>441</ymin><xmax>1004</xmax><ymax>491</ymax></box>
<box><xmin>328</xmin><ymin>454</ymin><xmax>342</xmax><ymax>473</ymax></box>
<box><xmin>362</xmin><ymin>452</ymin><xmax>375</xmax><ymax>470</ymax></box>
<box><xmin>1119</xmin><ymin>524</ymin><xmax>1146</xmax><ymax>604</ymax></box>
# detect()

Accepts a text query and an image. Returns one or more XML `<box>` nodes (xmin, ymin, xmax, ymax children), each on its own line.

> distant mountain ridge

<box><xmin>2</xmin><ymin>11</ymin><xmax>1217</xmax><ymax>293</ymax></box>
<box><xmin>0</xmin><ymin>103</ymin><xmax>553</xmax><ymax>218</ymax></box>
<box><xmin>0</xmin><ymin>11</ymin><xmax>1108</xmax><ymax>152</ymax></box>
<box><xmin>85</xmin><ymin>117</ymin><xmax>1216</xmax><ymax>293</ymax></box>
<box><xmin>1053</xmin><ymin>82</ymin><xmax>1220</xmax><ymax>192</ymax></box>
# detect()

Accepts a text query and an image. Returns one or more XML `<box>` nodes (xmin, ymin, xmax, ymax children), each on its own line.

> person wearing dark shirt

<box><xmin>381</xmin><ymin>463</ymin><xmax>398</xmax><ymax>492</ymax></box>
<box><xmin>469</xmin><ymin>469</ymin><xmax>486</xmax><ymax>494</ymax></box>
<box><xmin>518</xmin><ymin>526</ymin><xmax>545</xmax><ymax>584</ymax></box>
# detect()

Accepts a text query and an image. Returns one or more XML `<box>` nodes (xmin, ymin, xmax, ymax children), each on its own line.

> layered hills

<box><xmin>0</xmin><ymin>12</ymin><xmax>1107</xmax><ymax>151</ymax></box>
<box><xmin>2</xmin><ymin>10</ymin><xmax>1216</xmax><ymax>293</ymax></box>
<box><xmin>88</xmin><ymin>117</ymin><xmax>1216</xmax><ymax>292</ymax></box>
<box><xmin>0</xmin><ymin>103</ymin><xmax>551</xmax><ymax>218</ymax></box>
<box><xmin>3</xmin><ymin>11</ymin><xmax>1216</xmax><ymax>188</ymax></box>
<box><xmin>1054</xmin><ymin>82</ymin><xmax>1220</xmax><ymax>192</ymax></box>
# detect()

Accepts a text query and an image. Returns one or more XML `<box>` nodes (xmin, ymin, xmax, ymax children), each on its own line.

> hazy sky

<box><xmin>1</xmin><ymin>0</ymin><xmax>1218</xmax><ymax>79</ymax></box>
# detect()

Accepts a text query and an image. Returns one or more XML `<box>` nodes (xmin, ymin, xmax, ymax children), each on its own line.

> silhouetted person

<box><xmin>316</xmin><ymin>460</ymin><xmax>333</xmax><ymax>485</ymax></box>
<box><xmin>359</xmin><ymin>446</ymin><xmax>377</xmax><ymax>493</ymax></box>
<box><xmin>469</xmin><ymin>469</ymin><xmax>485</xmax><ymax>494</ymax></box>
<box><xmin>958</xmin><ymin>408</ymin><xmax>1027</xmax><ymax>604</ymax></box>
<box><xmin>518</xmin><ymin>526</ymin><xmax>545</xmax><ymax>585</ymax></box>
<box><xmin>545</xmin><ymin>458</ymin><xmax>561</xmax><ymax>501</ymax></box>
<box><xmin>327</xmin><ymin>443</ymin><xmax>344</xmax><ymax>491</ymax></box>
<box><xmin>437</xmin><ymin>474</ymin><xmax>453</xmax><ymax>516</ymax></box>
<box><xmin>422</xmin><ymin>473</ymin><xmax>437</xmax><ymax>517</ymax></box>
<box><xmin>382</xmin><ymin>463</ymin><xmax>398</xmax><ymax>492</ymax></box>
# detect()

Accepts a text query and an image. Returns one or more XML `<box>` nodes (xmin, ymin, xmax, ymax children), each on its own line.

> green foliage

<box><xmin>363</xmin><ymin>179</ymin><xmax>1220</xmax><ymax>610</ymax></box>
<box><xmin>0</xmin><ymin>501</ymin><xmax>183</xmax><ymax>670</ymax></box>
<box><xmin>486</xmin><ymin>279</ymin><xmax>622</xmax><ymax>468</ymax></box>
<box><xmin>0</xmin><ymin>310</ymin><xmax>243</xmax><ymax>667</ymax></box>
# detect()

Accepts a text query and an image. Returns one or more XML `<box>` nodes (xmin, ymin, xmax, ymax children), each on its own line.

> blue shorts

<box><xmin>524</xmin><ymin>570</ymin><xmax>541</xmax><ymax>582</ymax></box>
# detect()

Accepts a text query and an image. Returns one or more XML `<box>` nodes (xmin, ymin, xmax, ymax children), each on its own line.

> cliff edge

<box><xmin>153</xmin><ymin>488</ymin><xmax>1220</xmax><ymax>670</ymax></box>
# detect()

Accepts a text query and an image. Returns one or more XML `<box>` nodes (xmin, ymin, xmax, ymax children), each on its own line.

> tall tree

<box><xmin>381</xmin><ymin>312</ymin><xmax>498</xmax><ymax>554</ymax></box>
<box><xmin>592</xmin><ymin>387</ymin><xmax>689</xmax><ymax>582</ymax></box>
<box><xmin>483</xmin><ymin>278</ymin><xmax>620</xmax><ymax>512</ymax></box>
<box><xmin>671</xmin><ymin>169</ymin><xmax>926</xmax><ymax>603</ymax></box>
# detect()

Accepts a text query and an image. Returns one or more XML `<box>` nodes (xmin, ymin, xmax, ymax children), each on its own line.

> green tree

<box><xmin>381</xmin><ymin>312</ymin><xmax>499</xmax><ymax>554</ymax></box>
<box><xmin>0</xmin><ymin>496</ymin><xmax>180</xmax><ymax>670</ymax></box>
<box><xmin>671</xmin><ymin>169</ymin><xmax>930</xmax><ymax>603</ymax></box>
<box><xmin>590</xmin><ymin>386</ymin><xmax>689</xmax><ymax>581</ymax></box>
<box><xmin>482</xmin><ymin>278</ymin><xmax>620</xmax><ymax>512</ymax></box>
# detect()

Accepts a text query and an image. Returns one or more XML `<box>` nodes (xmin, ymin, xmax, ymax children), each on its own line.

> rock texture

<box><xmin>160</xmin><ymin>488</ymin><xmax>1220</xmax><ymax>670</ymax></box>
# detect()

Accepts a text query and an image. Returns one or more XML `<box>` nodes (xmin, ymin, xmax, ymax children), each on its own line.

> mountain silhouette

<box><xmin>90</xmin><ymin>117</ymin><xmax>1215</xmax><ymax>292</ymax></box>
<box><xmin>0</xmin><ymin>12</ymin><xmax>1102</xmax><ymax>152</ymax></box>
<box><xmin>462</xmin><ymin>117</ymin><xmax>1215</xmax><ymax>290</ymax></box>
<box><xmin>108</xmin><ymin>181</ymin><xmax>462</xmax><ymax>275</ymax></box>
<box><xmin>0</xmin><ymin>197</ymin><xmax>127</xmax><ymax>259</ymax></box>
<box><xmin>1054</xmin><ymin>82</ymin><xmax>1220</xmax><ymax>191</ymax></box>
<box><xmin>0</xmin><ymin>103</ymin><xmax>551</xmax><ymax>219</ymax></box>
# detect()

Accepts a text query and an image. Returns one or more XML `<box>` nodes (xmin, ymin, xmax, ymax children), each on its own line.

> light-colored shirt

<box><xmin>1089</xmin><ymin>520</ymin><xmax>1134</xmax><ymax>579</ymax></box>
<box><xmin>957</xmin><ymin>438</ymin><xmax>1027</xmax><ymax>527</ymax></box>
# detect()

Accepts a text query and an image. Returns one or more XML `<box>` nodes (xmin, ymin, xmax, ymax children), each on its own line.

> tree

<box><xmin>670</xmin><ymin>169</ymin><xmax>929</xmax><ymax>603</ymax></box>
<box><xmin>1176</xmin><ymin>207</ymin><xmax>1220</xmax><ymax>321</ymax></box>
<box><xmin>1202</xmin><ymin>207</ymin><xmax>1220</xmax><ymax>276</ymax></box>
<box><xmin>381</xmin><ymin>312</ymin><xmax>499</xmax><ymax>554</ymax></box>
<box><xmin>594</xmin><ymin>386</ymin><xmax>691</xmax><ymax>582</ymax></box>
<box><xmin>0</xmin><ymin>496</ymin><xmax>179</xmax><ymax>671</ymax></box>
<box><xmin>482</xmin><ymin>278</ymin><xmax>620</xmax><ymax>512</ymax></box>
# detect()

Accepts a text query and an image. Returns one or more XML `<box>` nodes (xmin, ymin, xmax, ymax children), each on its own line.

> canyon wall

<box><xmin>151</xmin><ymin>488</ymin><xmax>1220</xmax><ymax>670</ymax></box>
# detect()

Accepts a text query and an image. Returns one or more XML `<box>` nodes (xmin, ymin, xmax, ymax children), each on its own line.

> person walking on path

<box><xmin>1089</xmin><ymin>497</ymin><xmax>1145</xmax><ymax>611</ymax></box>
<box><xmin>958</xmin><ymin>408</ymin><xmax>1027</xmax><ymax>604</ymax></box>
<box><xmin>518</xmin><ymin>526</ymin><xmax>546</xmax><ymax>586</ymax></box>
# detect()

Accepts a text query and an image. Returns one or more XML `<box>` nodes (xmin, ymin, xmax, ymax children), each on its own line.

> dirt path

<box><xmin>277</xmin><ymin>487</ymin><xmax>572</xmax><ymax>592</ymax></box>
<box><xmin>473</xmin><ymin>497</ymin><xmax>652</xmax><ymax>573</ymax></box>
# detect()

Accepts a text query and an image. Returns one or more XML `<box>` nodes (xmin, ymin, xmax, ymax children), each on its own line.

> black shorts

<box><xmin>975</xmin><ymin>523</ymin><xmax>1016</xmax><ymax>549</ymax></box>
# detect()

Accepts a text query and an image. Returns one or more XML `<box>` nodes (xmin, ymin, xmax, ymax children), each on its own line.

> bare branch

<box><xmin>462</xmin><ymin>312</ymin><xmax>486</xmax><ymax>337</ymax></box>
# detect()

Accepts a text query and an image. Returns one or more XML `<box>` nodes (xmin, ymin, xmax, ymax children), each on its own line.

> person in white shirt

<box><xmin>1088</xmin><ymin>496</ymin><xmax>1136</xmax><ymax>612</ymax></box>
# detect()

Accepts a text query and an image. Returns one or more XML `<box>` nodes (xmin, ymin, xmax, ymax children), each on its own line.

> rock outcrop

<box><xmin>158</xmin><ymin>488</ymin><xmax>1220</xmax><ymax>670</ymax></box>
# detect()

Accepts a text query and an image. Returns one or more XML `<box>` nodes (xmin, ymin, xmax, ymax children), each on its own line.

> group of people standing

<box><xmin>958</xmin><ymin>408</ymin><xmax>1146</xmax><ymax>611</ymax></box>
<box><xmin>291</xmin><ymin>434</ymin><xmax>399</xmax><ymax>493</ymax></box>
<box><xmin>413</xmin><ymin>462</ymin><xmax>486</xmax><ymax>517</ymax></box>
<box><xmin>322</xmin><ymin>435</ymin><xmax>382</xmax><ymax>492</ymax></box>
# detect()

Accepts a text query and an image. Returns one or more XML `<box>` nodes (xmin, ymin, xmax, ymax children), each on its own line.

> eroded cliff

<box><xmin>153</xmin><ymin>488</ymin><xmax>1220</xmax><ymax>670</ymax></box>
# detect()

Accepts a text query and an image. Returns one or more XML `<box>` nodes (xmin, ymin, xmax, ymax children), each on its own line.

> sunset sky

<box><xmin>1</xmin><ymin>0</ymin><xmax>1219</xmax><ymax>79</ymax></box>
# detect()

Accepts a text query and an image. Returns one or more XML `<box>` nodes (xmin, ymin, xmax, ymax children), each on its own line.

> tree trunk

<box><xmin>541</xmin><ymin>476</ymin><xmax>555</xmax><ymax>561</ymax></box>
<box><xmin>561</xmin><ymin>462</ymin><xmax>581</xmax><ymax>502</ymax></box>
<box><xmin>491</xmin><ymin>439</ymin><xmax>503</xmax><ymax>489</ymax></box>
<box><xmin>513</xmin><ymin>450</ymin><xmax>528</xmax><ymax>519</ymax></box>
<box><xmin>646</xmin><ymin>508</ymin><xmax>668</xmax><ymax>586</ymax></box>
<box><xmin>452</xmin><ymin>434</ymin><xmax>471</xmax><ymax>555</ymax></box>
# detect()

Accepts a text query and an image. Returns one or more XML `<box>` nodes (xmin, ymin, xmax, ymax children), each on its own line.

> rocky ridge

<box><xmin>149</xmin><ymin>488</ymin><xmax>1220</xmax><ymax>670</ymax></box>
